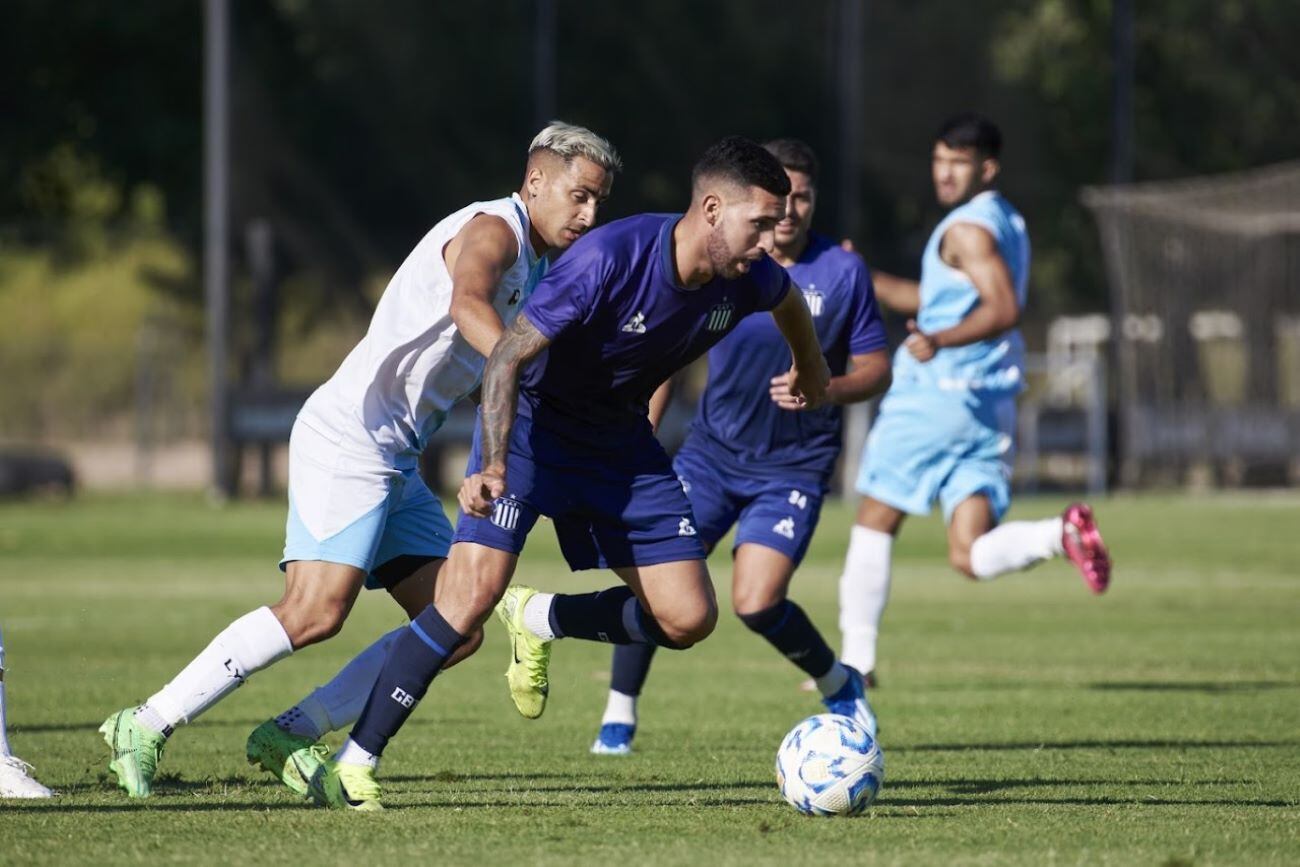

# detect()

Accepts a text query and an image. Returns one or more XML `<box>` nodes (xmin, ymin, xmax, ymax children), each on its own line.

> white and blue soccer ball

<box><xmin>775</xmin><ymin>713</ymin><xmax>884</xmax><ymax>816</ymax></box>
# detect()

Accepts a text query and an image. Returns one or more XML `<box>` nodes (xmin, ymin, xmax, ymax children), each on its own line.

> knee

<box><xmin>272</xmin><ymin>596</ymin><xmax>350</xmax><ymax>647</ymax></box>
<box><xmin>948</xmin><ymin>545</ymin><xmax>977</xmax><ymax>580</ymax></box>
<box><xmin>657</xmin><ymin>598</ymin><xmax>718</xmax><ymax>648</ymax></box>
<box><xmin>732</xmin><ymin>586</ymin><xmax>784</xmax><ymax>619</ymax></box>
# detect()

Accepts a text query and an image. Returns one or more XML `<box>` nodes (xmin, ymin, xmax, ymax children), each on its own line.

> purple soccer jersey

<box><xmin>689</xmin><ymin>232</ymin><xmax>888</xmax><ymax>480</ymax></box>
<box><xmin>518</xmin><ymin>213</ymin><xmax>791</xmax><ymax>446</ymax></box>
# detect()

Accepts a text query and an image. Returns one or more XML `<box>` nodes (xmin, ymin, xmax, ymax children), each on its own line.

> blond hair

<box><xmin>529</xmin><ymin>121</ymin><xmax>622</xmax><ymax>173</ymax></box>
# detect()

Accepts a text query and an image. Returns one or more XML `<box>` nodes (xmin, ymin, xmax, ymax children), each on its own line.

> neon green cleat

<box><xmin>309</xmin><ymin>760</ymin><xmax>383</xmax><ymax>811</ymax></box>
<box><xmin>99</xmin><ymin>708</ymin><xmax>167</xmax><ymax>798</ymax></box>
<box><xmin>494</xmin><ymin>585</ymin><xmax>552</xmax><ymax>719</ymax></box>
<box><xmin>245</xmin><ymin>720</ymin><xmax>329</xmax><ymax>797</ymax></box>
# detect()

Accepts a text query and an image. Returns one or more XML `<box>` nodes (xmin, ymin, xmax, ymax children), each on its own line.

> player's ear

<box><xmin>525</xmin><ymin>165</ymin><xmax>546</xmax><ymax>199</ymax></box>
<box><xmin>702</xmin><ymin>192</ymin><xmax>722</xmax><ymax>226</ymax></box>
<box><xmin>981</xmin><ymin>157</ymin><xmax>1001</xmax><ymax>185</ymax></box>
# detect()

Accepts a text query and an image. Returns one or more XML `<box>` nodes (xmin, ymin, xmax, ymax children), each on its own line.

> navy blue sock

<box><xmin>738</xmin><ymin>600</ymin><xmax>836</xmax><ymax>679</ymax></box>
<box><xmin>610</xmin><ymin>643</ymin><xmax>657</xmax><ymax>696</ymax></box>
<box><xmin>549</xmin><ymin>586</ymin><xmax>682</xmax><ymax>648</ymax></box>
<box><xmin>349</xmin><ymin>605</ymin><xmax>465</xmax><ymax>757</ymax></box>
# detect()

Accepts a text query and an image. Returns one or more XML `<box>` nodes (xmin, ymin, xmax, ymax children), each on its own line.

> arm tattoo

<box><xmin>480</xmin><ymin>311</ymin><xmax>552</xmax><ymax>470</ymax></box>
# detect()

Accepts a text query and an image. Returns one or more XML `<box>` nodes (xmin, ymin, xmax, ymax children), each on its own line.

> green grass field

<box><xmin>1</xmin><ymin>491</ymin><xmax>1297</xmax><ymax>865</ymax></box>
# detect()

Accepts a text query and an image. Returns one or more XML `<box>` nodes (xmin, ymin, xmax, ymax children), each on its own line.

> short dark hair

<box><xmin>692</xmin><ymin>136</ymin><xmax>792</xmax><ymax>198</ymax></box>
<box><xmin>763</xmin><ymin>138</ymin><xmax>819</xmax><ymax>184</ymax></box>
<box><xmin>935</xmin><ymin>112</ymin><xmax>1002</xmax><ymax>159</ymax></box>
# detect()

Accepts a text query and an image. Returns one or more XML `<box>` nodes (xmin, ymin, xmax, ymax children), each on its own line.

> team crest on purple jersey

<box><xmin>705</xmin><ymin>302</ymin><xmax>735</xmax><ymax>332</ymax></box>
<box><xmin>803</xmin><ymin>288</ymin><xmax>824</xmax><ymax>317</ymax></box>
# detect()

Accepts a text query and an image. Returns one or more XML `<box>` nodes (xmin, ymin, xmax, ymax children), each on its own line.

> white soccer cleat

<box><xmin>0</xmin><ymin>755</ymin><xmax>55</xmax><ymax>798</ymax></box>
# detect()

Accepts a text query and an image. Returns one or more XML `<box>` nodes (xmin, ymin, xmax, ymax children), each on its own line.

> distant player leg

<box><xmin>0</xmin><ymin>625</ymin><xmax>54</xmax><ymax>798</ymax></box>
<box><xmin>592</xmin><ymin>644</ymin><xmax>656</xmax><ymax>755</ymax></box>
<box><xmin>961</xmin><ymin>500</ymin><xmax>1109</xmax><ymax>591</ymax></box>
<box><xmin>837</xmin><ymin>498</ymin><xmax>906</xmax><ymax>681</ymax></box>
<box><xmin>733</xmin><ymin>544</ymin><xmax>877</xmax><ymax>737</ymax></box>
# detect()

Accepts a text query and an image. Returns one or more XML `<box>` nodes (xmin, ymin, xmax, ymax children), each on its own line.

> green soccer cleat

<box><xmin>99</xmin><ymin>708</ymin><xmax>167</xmax><ymax>798</ymax></box>
<box><xmin>495</xmin><ymin>585</ymin><xmax>552</xmax><ymax>719</ymax></box>
<box><xmin>245</xmin><ymin>720</ymin><xmax>329</xmax><ymax>797</ymax></box>
<box><xmin>309</xmin><ymin>760</ymin><xmax>383</xmax><ymax>811</ymax></box>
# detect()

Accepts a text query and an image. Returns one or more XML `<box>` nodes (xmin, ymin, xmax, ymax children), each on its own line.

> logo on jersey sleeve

<box><xmin>678</xmin><ymin>517</ymin><xmax>697</xmax><ymax>537</ymax></box>
<box><xmin>802</xmin><ymin>287</ymin><xmax>824</xmax><ymax>317</ymax></box>
<box><xmin>772</xmin><ymin>517</ymin><xmax>796</xmax><ymax>539</ymax></box>
<box><xmin>622</xmin><ymin>311</ymin><xmax>647</xmax><ymax>334</ymax></box>
<box><xmin>507</xmin><ymin>288</ymin><xmax>521</xmax><ymax>306</ymax></box>
<box><xmin>705</xmin><ymin>303</ymin><xmax>735</xmax><ymax>332</ymax></box>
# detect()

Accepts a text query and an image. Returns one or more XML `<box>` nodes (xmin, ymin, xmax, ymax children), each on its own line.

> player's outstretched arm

<box><xmin>770</xmin><ymin>287</ymin><xmax>831</xmax><ymax>408</ymax></box>
<box><xmin>906</xmin><ymin>222</ymin><xmax>1019</xmax><ymax>362</ymax></box>
<box><xmin>869</xmin><ymin>270</ymin><xmax>921</xmax><ymax>316</ymax></box>
<box><xmin>448</xmin><ymin>214</ymin><xmax>524</xmax><ymax>358</ymax></box>
<box><xmin>841</xmin><ymin>239</ymin><xmax>920</xmax><ymax>316</ymax></box>
<box><xmin>463</xmin><ymin>312</ymin><xmax>552</xmax><ymax>516</ymax></box>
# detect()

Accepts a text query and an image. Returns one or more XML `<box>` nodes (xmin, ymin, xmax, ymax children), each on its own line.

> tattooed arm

<box><xmin>458</xmin><ymin>311</ymin><xmax>553</xmax><ymax>518</ymax></box>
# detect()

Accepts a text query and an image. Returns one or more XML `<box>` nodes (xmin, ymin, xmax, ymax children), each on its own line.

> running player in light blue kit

<box><xmin>837</xmin><ymin>113</ymin><xmax>1111</xmax><ymax>682</ymax></box>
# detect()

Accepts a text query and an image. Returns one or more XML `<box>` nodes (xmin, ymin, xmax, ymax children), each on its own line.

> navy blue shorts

<box><xmin>454</xmin><ymin>412</ymin><xmax>706</xmax><ymax>571</ymax></box>
<box><xmin>672</xmin><ymin>443</ymin><xmax>826</xmax><ymax>565</ymax></box>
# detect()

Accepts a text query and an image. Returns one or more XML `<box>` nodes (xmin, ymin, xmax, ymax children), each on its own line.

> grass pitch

<box><xmin>1</xmin><ymin>491</ymin><xmax>1297</xmax><ymax>865</ymax></box>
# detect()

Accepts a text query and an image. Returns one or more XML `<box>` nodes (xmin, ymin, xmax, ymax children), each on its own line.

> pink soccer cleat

<box><xmin>1062</xmin><ymin>503</ymin><xmax>1111</xmax><ymax>594</ymax></box>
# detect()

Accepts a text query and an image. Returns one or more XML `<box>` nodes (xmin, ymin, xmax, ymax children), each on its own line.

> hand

<box><xmin>458</xmin><ymin>467</ymin><xmax>506</xmax><ymax>518</ymax></box>
<box><xmin>783</xmin><ymin>356</ymin><xmax>831</xmax><ymax>410</ymax></box>
<box><xmin>904</xmin><ymin>319</ymin><xmax>939</xmax><ymax>362</ymax></box>
<box><xmin>770</xmin><ymin>371</ymin><xmax>812</xmax><ymax>411</ymax></box>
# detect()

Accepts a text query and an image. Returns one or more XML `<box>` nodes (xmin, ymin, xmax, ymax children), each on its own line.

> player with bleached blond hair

<box><xmin>100</xmin><ymin>121</ymin><xmax>621</xmax><ymax>800</ymax></box>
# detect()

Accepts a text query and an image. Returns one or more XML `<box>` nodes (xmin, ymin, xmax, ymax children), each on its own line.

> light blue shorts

<box><xmin>280</xmin><ymin>421</ymin><xmax>452</xmax><ymax>590</ymax></box>
<box><xmin>856</xmin><ymin>389</ymin><xmax>1016</xmax><ymax>523</ymax></box>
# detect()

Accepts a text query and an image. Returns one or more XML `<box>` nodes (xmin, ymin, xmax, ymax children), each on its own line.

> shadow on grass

<box><xmin>1088</xmin><ymin>680</ymin><xmax>1298</xmax><ymax>693</ymax></box>
<box><xmin>893</xmin><ymin>738</ymin><xmax>1299</xmax><ymax>753</ymax></box>
<box><xmin>884</xmin><ymin>777</ymin><xmax>1257</xmax><ymax>793</ymax></box>
<box><xmin>879</xmin><ymin>795</ymin><xmax>1296</xmax><ymax>808</ymax></box>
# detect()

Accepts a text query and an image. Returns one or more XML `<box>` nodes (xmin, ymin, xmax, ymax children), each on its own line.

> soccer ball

<box><xmin>775</xmin><ymin>713</ymin><xmax>884</xmax><ymax>816</ymax></box>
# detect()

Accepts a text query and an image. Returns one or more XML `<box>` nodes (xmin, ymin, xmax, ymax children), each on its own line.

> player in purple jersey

<box><xmin>309</xmin><ymin>137</ymin><xmax>831</xmax><ymax>810</ymax></box>
<box><xmin>588</xmin><ymin>140</ymin><xmax>892</xmax><ymax>755</ymax></box>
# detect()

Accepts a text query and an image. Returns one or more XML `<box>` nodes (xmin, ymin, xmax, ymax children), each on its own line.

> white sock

<box><xmin>139</xmin><ymin>606</ymin><xmax>293</xmax><ymax>731</ymax></box>
<box><xmin>0</xmin><ymin>627</ymin><xmax>10</xmax><ymax>756</ymax></box>
<box><xmin>601</xmin><ymin>690</ymin><xmax>637</xmax><ymax>726</ymax></box>
<box><xmin>814</xmin><ymin>661</ymin><xmax>850</xmax><ymax>698</ymax></box>
<box><xmin>276</xmin><ymin>627</ymin><xmax>403</xmax><ymax>739</ymax></box>
<box><xmin>335</xmin><ymin>736</ymin><xmax>379</xmax><ymax>770</ymax></box>
<box><xmin>969</xmin><ymin>517</ymin><xmax>1065</xmax><ymax>579</ymax></box>
<box><xmin>522</xmin><ymin>592</ymin><xmax>556</xmax><ymax>641</ymax></box>
<box><xmin>838</xmin><ymin>525</ymin><xmax>892</xmax><ymax>675</ymax></box>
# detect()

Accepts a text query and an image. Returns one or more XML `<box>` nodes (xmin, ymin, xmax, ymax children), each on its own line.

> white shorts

<box><xmin>280</xmin><ymin>420</ymin><xmax>452</xmax><ymax>590</ymax></box>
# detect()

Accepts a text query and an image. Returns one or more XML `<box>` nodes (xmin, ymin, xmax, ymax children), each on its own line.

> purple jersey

<box><xmin>519</xmin><ymin>214</ymin><xmax>791</xmax><ymax>447</ymax></box>
<box><xmin>688</xmin><ymin>233</ymin><xmax>887</xmax><ymax>481</ymax></box>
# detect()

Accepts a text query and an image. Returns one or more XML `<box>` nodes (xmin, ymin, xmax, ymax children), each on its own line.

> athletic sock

<box><xmin>610</xmin><ymin>643</ymin><xmax>657</xmax><ymax>696</ymax></box>
<box><xmin>276</xmin><ymin>626</ymin><xmax>403</xmax><ymax>739</ymax></box>
<box><xmin>600</xmin><ymin>690</ymin><xmax>638</xmax><ymax>727</ymax></box>
<box><xmin>549</xmin><ymin>586</ymin><xmax>680</xmax><ymax>648</ymax></box>
<box><xmin>813</xmin><ymin>661</ymin><xmax>852</xmax><ymax>698</ymax></box>
<box><xmin>969</xmin><ymin>517</ymin><xmax>1065</xmax><ymax>579</ymax></box>
<box><xmin>348</xmin><ymin>605</ymin><xmax>466</xmax><ymax>758</ymax></box>
<box><xmin>838</xmin><ymin>525</ymin><xmax>892</xmax><ymax>675</ymax></box>
<box><xmin>522</xmin><ymin>592</ymin><xmax>557</xmax><ymax>640</ymax></box>
<box><xmin>0</xmin><ymin>627</ymin><xmax>10</xmax><ymax>756</ymax></box>
<box><xmin>334</xmin><ymin>736</ymin><xmax>379</xmax><ymax>770</ymax></box>
<box><xmin>139</xmin><ymin>606</ymin><xmax>293</xmax><ymax>731</ymax></box>
<box><xmin>737</xmin><ymin>601</ymin><xmax>836</xmax><ymax>680</ymax></box>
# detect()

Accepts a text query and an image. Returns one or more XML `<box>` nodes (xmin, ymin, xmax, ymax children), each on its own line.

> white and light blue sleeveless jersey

<box><xmin>298</xmin><ymin>194</ymin><xmax>546</xmax><ymax>459</ymax></box>
<box><xmin>892</xmin><ymin>190</ymin><xmax>1030</xmax><ymax>396</ymax></box>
